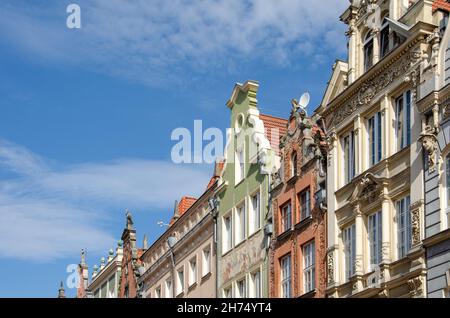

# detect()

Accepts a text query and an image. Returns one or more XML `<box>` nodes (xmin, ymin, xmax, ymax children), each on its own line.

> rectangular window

<box><xmin>368</xmin><ymin>112</ymin><xmax>382</xmax><ymax>166</ymax></box>
<box><xmin>368</xmin><ymin>211</ymin><xmax>382</xmax><ymax>271</ymax></box>
<box><xmin>236</xmin><ymin>278</ymin><xmax>246</xmax><ymax>298</ymax></box>
<box><xmin>249</xmin><ymin>192</ymin><xmax>261</xmax><ymax>235</ymax></box>
<box><xmin>249</xmin><ymin>270</ymin><xmax>261</xmax><ymax>298</ymax></box>
<box><xmin>342</xmin><ymin>131</ymin><xmax>356</xmax><ymax>184</ymax></box>
<box><xmin>281</xmin><ymin>254</ymin><xmax>292</xmax><ymax>298</ymax></box>
<box><xmin>165</xmin><ymin>279</ymin><xmax>172</xmax><ymax>298</ymax></box>
<box><xmin>364</xmin><ymin>38</ymin><xmax>374</xmax><ymax>72</ymax></box>
<box><xmin>300</xmin><ymin>189</ymin><xmax>311</xmax><ymax>220</ymax></box>
<box><xmin>397</xmin><ymin>196</ymin><xmax>412</xmax><ymax>259</ymax></box>
<box><xmin>202</xmin><ymin>246</ymin><xmax>211</xmax><ymax>277</ymax></box>
<box><xmin>303</xmin><ymin>241</ymin><xmax>316</xmax><ymax>293</ymax></box>
<box><xmin>176</xmin><ymin>268</ymin><xmax>184</xmax><ymax>296</ymax></box>
<box><xmin>343</xmin><ymin>224</ymin><xmax>356</xmax><ymax>281</ymax></box>
<box><xmin>380</xmin><ymin>24</ymin><xmax>390</xmax><ymax>58</ymax></box>
<box><xmin>235</xmin><ymin>147</ymin><xmax>245</xmax><ymax>184</ymax></box>
<box><xmin>223</xmin><ymin>214</ymin><xmax>232</xmax><ymax>253</ymax></box>
<box><xmin>235</xmin><ymin>203</ymin><xmax>246</xmax><ymax>244</ymax></box>
<box><xmin>281</xmin><ymin>202</ymin><xmax>292</xmax><ymax>233</ymax></box>
<box><xmin>188</xmin><ymin>258</ymin><xmax>197</xmax><ymax>287</ymax></box>
<box><xmin>396</xmin><ymin>91</ymin><xmax>411</xmax><ymax>151</ymax></box>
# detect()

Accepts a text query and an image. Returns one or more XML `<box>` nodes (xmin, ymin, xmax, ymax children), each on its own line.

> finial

<box><xmin>143</xmin><ymin>234</ymin><xmax>148</xmax><ymax>249</ymax></box>
<box><xmin>126</xmin><ymin>209</ymin><xmax>134</xmax><ymax>230</ymax></box>
<box><xmin>117</xmin><ymin>240</ymin><xmax>123</xmax><ymax>248</ymax></box>
<box><xmin>58</xmin><ymin>281</ymin><xmax>66</xmax><ymax>298</ymax></box>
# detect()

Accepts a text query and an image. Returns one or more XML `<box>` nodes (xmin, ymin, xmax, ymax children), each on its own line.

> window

<box><xmin>154</xmin><ymin>286</ymin><xmax>161</xmax><ymax>298</ymax></box>
<box><xmin>188</xmin><ymin>258</ymin><xmax>197</xmax><ymax>287</ymax></box>
<box><xmin>303</xmin><ymin>241</ymin><xmax>316</xmax><ymax>293</ymax></box>
<box><xmin>235</xmin><ymin>203</ymin><xmax>246</xmax><ymax>244</ymax></box>
<box><xmin>235</xmin><ymin>147</ymin><xmax>245</xmax><ymax>184</ymax></box>
<box><xmin>342</xmin><ymin>131</ymin><xmax>356</xmax><ymax>184</ymax></box>
<box><xmin>249</xmin><ymin>270</ymin><xmax>261</xmax><ymax>298</ymax></box>
<box><xmin>165</xmin><ymin>279</ymin><xmax>172</xmax><ymax>298</ymax></box>
<box><xmin>397</xmin><ymin>196</ymin><xmax>412</xmax><ymax>259</ymax></box>
<box><xmin>368</xmin><ymin>211</ymin><xmax>382</xmax><ymax>271</ymax></box>
<box><xmin>281</xmin><ymin>254</ymin><xmax>292</xmax><ymax>298</ymax></box>
<box><xmin>300</xmin><ymin>189</ymin><xmax>311</xmax><ymax>220</ymax></box>
<box><xmin>343</xmin><ymin>224</ymin><xmax>356</xmax><ymax>281</ymax></box>
<box><xmin>380</xmin><ymin>18</ymin><xmax>390</xmax><ymax>58</ymax></box>
<box><xmin>281</xmin><ymin>202</ymin><xmax>292</xmax><ymax>233</ymax></box>
<box><xmin>396</xmin><ymin>90</ymin><xmax>411</xmax><ymax>151</ymax></box>
<box><xmin>368</xmin><ymin>112</ymin><xmax>382</xmax><ymax>166</ymax></box>
<box><xmin>202</xmin><ymin>246</ymin><xmax>211</xmax><ymax>277</ymax></box>
<box><xmin>249</xmin><ymin>192</ymin><xmax>261</xmax><ymax>235</ymax></box>
<box><xmin>176</xmin><ymin>268</ymin><xmax>184</xmax><ymax>296</ymax></box>
<box><xmin>236</xmin><ymin>278</ymin><xmax>246</xmax><ymax>298</ymax></box>
<box><xmin>223</xmin><ymin>287</ymin><xmax>232</xmax><ymax>298</ymax></box>
<box><xmin>291</xmin><ymin>152</ymin><xmax>298</xmax><ymax>177</ymax></box>
<box><xmin>223</xmin><ymin>214</ymin><xmax>232</xmax><ymax>253</ymax></box>
<box><xmin>364</xmin><ymin>32</ymin><xmax>374</xmax><ymax>71</ymax></box>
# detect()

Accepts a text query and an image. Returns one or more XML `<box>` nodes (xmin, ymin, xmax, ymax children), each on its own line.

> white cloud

<box><xmin>0</xmin><ymin>139</ymin><xmax>211</xmax><ymax>262</ymax></box>
<box><xmin>0</xmin><ymin>0</ymin><xmax>348</xmax><ymax>85</ymax></box>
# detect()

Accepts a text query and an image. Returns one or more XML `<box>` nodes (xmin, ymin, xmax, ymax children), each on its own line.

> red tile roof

<box><xmin>433</xmin><ymin>0</ymin><xmax>450</xmax><ymax>11</ymax></box>
<box><xmin>259</xmin><ymin>113</ymin><xmax>288</xmax><ymax>156</ymax></box>
<box><xmin>178</xmin><ymin>196</ymin><xmax>197</xmax><ymax>216</ymax></box>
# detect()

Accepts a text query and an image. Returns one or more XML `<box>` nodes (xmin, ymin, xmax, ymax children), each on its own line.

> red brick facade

<box><xmin>269</xmin><ymin>110</ymin><xmax>327</xmax><ymax>298</ymax></box>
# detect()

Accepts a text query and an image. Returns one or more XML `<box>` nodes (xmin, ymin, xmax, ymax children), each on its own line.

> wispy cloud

<box><xmin>0</xmin><ymin>139</ymin><xmax>211</xmax><ymax>262</ymax></box>
<box><xmin>0</xmin><ymin>0</ymin><xmax>348</xmax><ymax>86</ymax></box>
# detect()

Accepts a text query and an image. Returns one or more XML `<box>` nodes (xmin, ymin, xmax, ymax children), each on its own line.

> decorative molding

<box><xmin>330</xmin><ymin>49</ymin><xmax>421</xmax><ymax>126</ymax></box>
<box><xmin>348</xmin><ymin>173</ymin><xmax>388</xmax><ymax>206</ymax></box>
<box><xmin>407</xmin><ymin>276</ymin><xmax>423</xmax><ymax>298</ymax></box>
<box><xmin>327</xmin><ymin>253</ymin><xmax>335</xmax><ymax>285</ymax></box>
<box><xmin>410</xmin><ymin>200</ymin><xmax>424</xmax><ymax>247</ymax></box>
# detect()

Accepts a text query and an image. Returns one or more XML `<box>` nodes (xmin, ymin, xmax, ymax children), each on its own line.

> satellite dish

<box><xmin>299</xmin><ymin>92</ymin><xmax>310</xmax><ymax>109</ymax></box>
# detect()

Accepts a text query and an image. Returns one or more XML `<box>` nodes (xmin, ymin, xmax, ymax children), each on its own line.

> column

<box><xmin>348</xmin><ymin>21</ymin><xmax>357</xmax><ymax>84</ymax></box>
<box><xmin>372</xmin><ymin>30</ymin><xmax>380</xmax><ymax>66</ymax></box>
<box><xmin>354</xmin><ymin>116</ymin><xmax>362</xmax><ymax>175</ymax></box>
<box><xmin>381</xmin><ymin>94</ymin><xmax>390</xmax><ymax>159</ymax></box>
<box><xmin>354</xmin><ymin>204</ymin><xmax>364</xmax><ymax>277</ymax></box>
<box><xmin>326</xmin><ymin>132</ymin><xmax>339</xmax><ymax>292</ymax></box>
<box><xmin>381</xmin><ymin>186</ymin><xmax>391</xmax><ymax>264</ymax></box>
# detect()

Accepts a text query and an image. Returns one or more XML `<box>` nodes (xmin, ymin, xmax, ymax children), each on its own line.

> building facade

<box><xmin>75</xmin><ymin>243</ymin><xmax>124</xmax><ymax>298</ymax></box>
<box><xmin>269</xmin><ymin>103</ymin><xmax>328</xmax><ymax>298</ymax></box>
<box><xmin>317</xmin><ymin>0</ymin><xmax>440</xmax><ymax>298</ymax></box>
<box><xmin>215</xmin><ymin>80</ymin><xmax>286</xmax><ymax>298</ymax></box>
<box><xmin>138</xmin><ymin>170</ymin><xmax>219</xmax><ymax>298</ymax></box>
<box><xmin>416</xmin><ymin>0</ymin><xmax>450</xmax><ymax>298</ymax></box>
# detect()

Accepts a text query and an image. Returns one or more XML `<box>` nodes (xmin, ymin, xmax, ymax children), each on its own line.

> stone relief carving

<box><xmin>348</xmin><ymin>173</ymin><xmax>386</xmax><ymax>205</ymax></box>
<box><xmin>407</xmin><ymin>276</ymin><xmax>423</xmax><ymax>297</ymax></box>
<box><xmin>332</xmin><ymin>50</ymin><xmax>420</xmax><ymax>126</ymax></box>
<box><xmin>419</xmin><ymin>127</ymin><xmax>438</xmax><ymax>173</ymax></box>
<box><xmin>327</xmin><ymin>253</ymin><xmax>335</xmax><ymax>285</ymax></box>
<box><xmin>410</xmin><ymin>200</ymin><xmax>423</xmax><ymax>246</ymax></box>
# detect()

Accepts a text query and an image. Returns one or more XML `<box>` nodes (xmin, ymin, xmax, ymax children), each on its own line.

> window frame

<box><xmin>342</xmin><ymin>130</ymin><xmax>356</xmax><ymax>185</ymax></box>
<box><xmin>396</xmin><ymin>195</ymin><xmax>412</xmax><ymax>259</ymax></box>
<box><xmin>280</xmin><ymin>254</ymin><xmax>292</xmax><ymax>298</ymax></box>
<box><xmin>303</xmin><ymin>241</ymin><xmax>316</xmax><ymax>294</ymax></box>
<box><xmin>363</xmin><ymin>31</ymin><xmax>374</xmax><ymax>72</ymax></box>
<box><xmin>249</xmin><ymin>270</ymin><xmax>261</xmax><ymax>298</ymax></box>
<box><xmin>176</xmin><ymin>267</ymin><xmax>185</xmax><ymax>296</ymax></box>
<box><xmin>235</xmin><ymin>202</ymin><xmax>246</xmax><ymax>245</ymax></box>
<box><xmin>343</xmin><ymin>224</ymin><xmax>356</xmax><ymax>281</ymax></box>
<box><xmin>188</xmin><ymin>257</ymin><xmax>197</xmax><ymax>287</ymax></box>
<box><xmin>222</xmin><ymin>213</ymin><xmax>233</xmax><ymax>254</ymax></box>
<box><xmin>201</xmin><ymin>245</ymin><xmax>211</xmax><ymax>278</ymax></box>
<box><xmin>368</xmin><ymin>211</ymin><xmax>382</xmax><ymax>271</ymax></box>
<box><xmin>367</xmin><ymin>111</ymin><xmax>383</xmax><ymax>167</ymax></box>
<box><xmin>395</xmin><ymin>90</ymin><xmax>412</xmax><ymax>152</ymax></box>
<box><xmin>299</xmin><ymin>188</ymin><xmax>311</xmax><ymax>220</ymax></box>
<box><xmin>249</xmin><ymin>191</ymin><xmax>261</xmax><ymax>235</ymax></box>
<box><xmin>280</xmin><ymin>202</ymin><xmax>292</xmax><ymax>233</ymax></box>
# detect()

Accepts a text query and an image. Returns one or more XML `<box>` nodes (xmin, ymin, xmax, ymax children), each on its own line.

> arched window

<box><xmin>364</xmin><ymin>31</ymin><xmax>374</xmax><ymax>72</ymax></box>
<box><xmin>291</xmin><ymin>152</ymin><xmax>298</xmax><ymax>178</ymax></box>
<box><xmin>380</xmin><ymin>18</ymin><xmax>390</xmax><ymax>58</ymax></box>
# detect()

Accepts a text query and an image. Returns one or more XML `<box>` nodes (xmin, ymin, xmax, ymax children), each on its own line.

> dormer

<box><xmin>342</xmin><ymin>0</ymin><xmax>414</xmax><ymax>84</ymax></box>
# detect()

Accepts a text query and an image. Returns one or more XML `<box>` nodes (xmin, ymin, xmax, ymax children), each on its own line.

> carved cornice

<box><xmin>321</xmin><ymin>24</ymin><xmax>434</xmax><ymax>128</ymax></box>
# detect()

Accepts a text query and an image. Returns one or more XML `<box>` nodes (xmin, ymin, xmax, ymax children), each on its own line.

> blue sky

<box><xmin>0</xmin><ymin>0</ymin><xmax>347</xmax><ymax>297</ymax></box>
